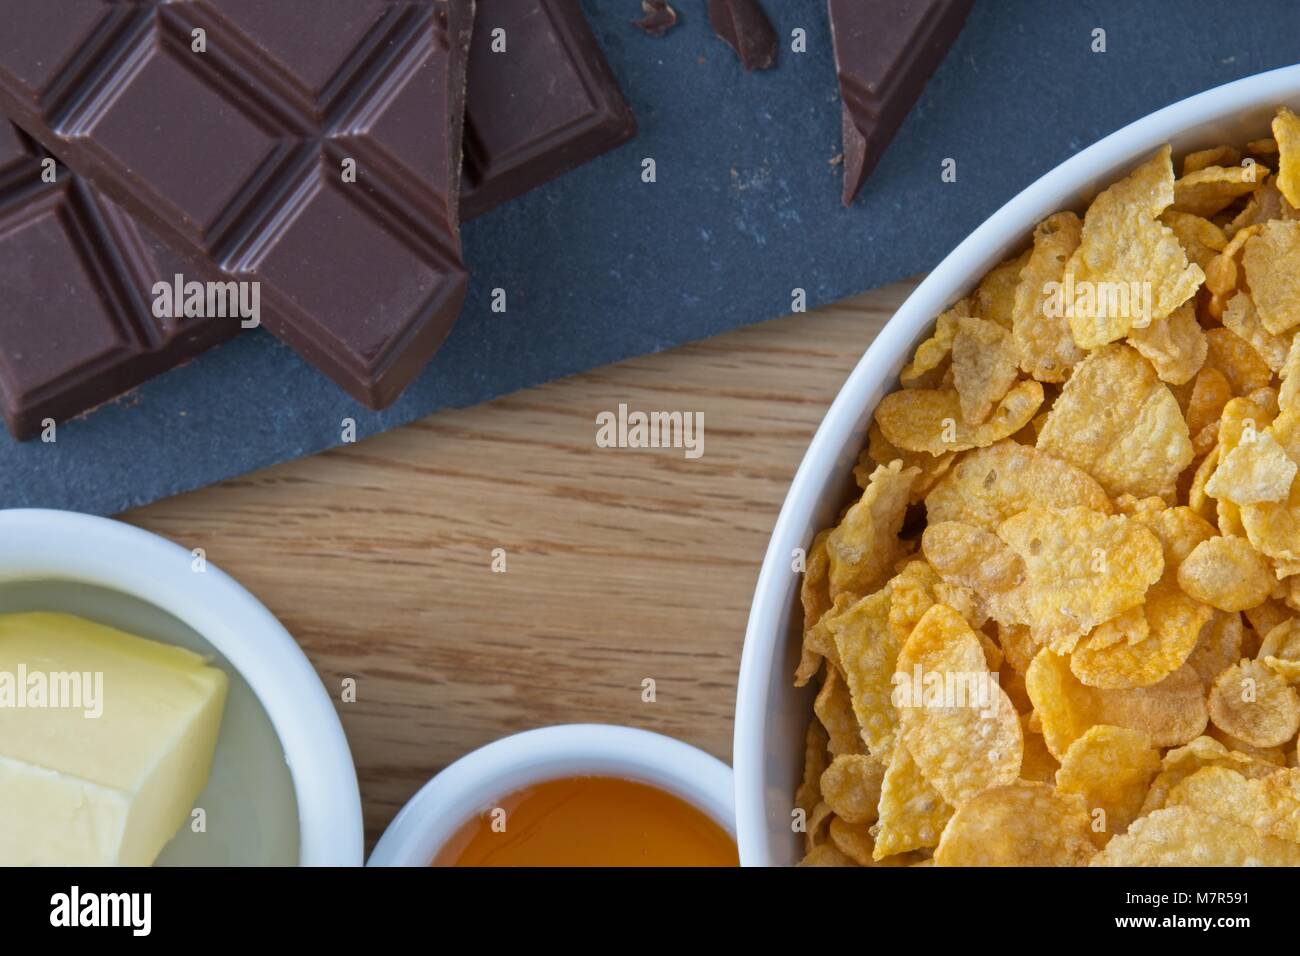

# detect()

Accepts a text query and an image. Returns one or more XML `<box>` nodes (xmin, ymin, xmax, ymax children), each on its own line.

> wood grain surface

<box><xmin>124</xmin><ymin>278</ymin><xmax>916</xmax><ymax>848</ymax></box>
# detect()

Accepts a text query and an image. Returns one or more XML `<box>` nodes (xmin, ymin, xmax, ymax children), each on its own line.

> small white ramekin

<box><xmin>0</xmin><ymin>508</ymin><xmax>364</xmax><ymax>866</ymax></box>
<box><xmin>367</xmin><ymin>724</ymin><xmax>735</xmax><ymax>866</ymax></box>
<box><xmin>734</xmin><ymin>64</ymin><xmax>1300</xmax><ymax>866</ymax></box>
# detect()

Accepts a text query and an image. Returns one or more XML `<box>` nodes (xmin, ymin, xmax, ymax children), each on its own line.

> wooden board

<box><xmin>124</xmin><ymin>278</ymin><xmax>916</xmax><ymax>848</ymax></box>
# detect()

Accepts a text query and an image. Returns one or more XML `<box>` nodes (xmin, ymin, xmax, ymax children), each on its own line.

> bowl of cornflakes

<box><xmin>735</xmin><ymin>65</ymin><xmax>1300</xmax><ymax>867</ymax></box>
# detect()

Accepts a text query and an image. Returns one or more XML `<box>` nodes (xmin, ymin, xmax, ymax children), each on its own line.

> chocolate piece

<box><xmin>461</xmin><ymin>0</ymin><xmax>636</xmax><ymax>220</ymax></box>
<box><xmin>633</xmin><ymin>1</ymin><xmax>679</xmax><ymax>37</ymax></box>
<box><xmin>0</xmin><ymin>1</ymin><xmax>474</xmax><ymax>409</ymax></box>
<box><xmin>0</xmin><ymin>128</ymin><xmax>238</xmax><ymax>440</ymax></box>
<box><xmin>828</xmin><ymin>0</ymin><xmax>972</xmax><ymax>206</ymax></box>
<box><xmin>708</xmin><ymin>0</ymin><xmax>777</xmax><ymax>71</ymax></box>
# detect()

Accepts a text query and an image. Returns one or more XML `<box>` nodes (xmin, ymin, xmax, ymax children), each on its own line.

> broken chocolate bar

<box><xmin>828</xmin><ymin>0</ymin><xmax>972</xmax><ymax>206</ymax></box>
<box><xmin>633</xmin><ymin>1</ymin><xmax>679</xmax><ymax>37</ymax></box>
<box><xmin>0</xmin><ymin>0</ymin><xmax>474</xmax><ymax>410</ymax></box>
<box><xmin>461</xmin><ymin>0</ymin><xmax>636</xmax><ymax>220</ymax></box>
<box><xmin>0</xmin><ymin>126</ymin><xmax>237</xmax><ymax>440</ymax></box>
<box><xmin>708</xmin><ymin>0</ymin><xmax>777</xmax><ymax>71</ymax></box>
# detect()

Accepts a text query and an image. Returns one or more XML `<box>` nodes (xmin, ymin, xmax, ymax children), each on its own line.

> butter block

<box><xmin>0</xmin><ymin>612</ymin><xmax>228</xmax><ymax>866</ymax></box>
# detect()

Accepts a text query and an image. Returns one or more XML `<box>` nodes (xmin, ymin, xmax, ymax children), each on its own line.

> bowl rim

<box><xmin>0</xmin><ymin>508</ymin><xmax>364</xmax><ymax>866</ymax></box>
<box><xmin>733</xmin><ymin>63</ymin><xmax>1300</xmax><ymax>866</ymax></box>
<box><xmin>367</xmin><ymin>723</ymin><xmax>735</xmax><ymax>866</ymax></box>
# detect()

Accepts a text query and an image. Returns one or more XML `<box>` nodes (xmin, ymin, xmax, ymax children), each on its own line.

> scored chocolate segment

<box><xmin>0</xmin><ymin>0</ymin><xmax>474</xmax><ymax>409</ymax></box>
<box><xmin>0</xmin><ymin>133</ymin><xmax>237</xmax><ymax>440</ymax></box>
<box><xmin>708</xmin><ymin>0</ymin><xmax>778</xmax><ymax>72</ymax></box>
<box><xmin>828</xmin><ymin>0</ymin><xmax>972</xmax><ymax>207</ymax></box>
<box><xmin>460</xmin><ymin>0</ymin><xmax>635</xmax><ymax>220</ymax></box>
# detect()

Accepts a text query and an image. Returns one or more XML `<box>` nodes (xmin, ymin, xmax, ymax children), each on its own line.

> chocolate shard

<box><xmin>633</xmin><ymin>1</ymin><xmax>679</xmax><ymax>37</ymax></box>
<box><xmin>0</xmin><ymin>126</ymin><xmax>238</xmax><ymax>440</ymax></box>
<box><xmin>828</xmin><ymin>0</ymin><xmax>972</xmax><ymax>206</ymax></box>
<box><xmin>461</xmin><ymin>0</ymin><xmax>636</xmax><ymax>220</ymax></box>
<box><xmin>708</xmin><ymin>0</ymin><xmax>777</xmax><ymax>71</ymax></box>
<box><xmin>0</xmin><ymin>1</ymin><xmax>475</xmax><ymax>410</ymax></box>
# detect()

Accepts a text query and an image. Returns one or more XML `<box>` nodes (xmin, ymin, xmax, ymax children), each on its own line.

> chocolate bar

<box><xmin>828</xmin><ymin>0</ymin><xmax>972</xmax><ymax>206</ymax></box>
<box><xmin>461</xmin><ymin>0</ymin><xmax>635</xmax><ymax>220</ymax></box>
<box><xmin>632</xmin><ymin>1</ymin><xmax>679</xmax><ymax>37</ymax></box>
<box><xmin>0</xmin><ymin>125</ymin><xmax>237</xmax><ymax>440</ymax></box>
<box><xmin>708</xmin><ymin>0</ymin><xmax>778</xmax><ymax>72</ymax></box>
<box><xmin>0</xmin><ymin>0</ymin><xmax>474</xmax><ymax>409</ymax></box>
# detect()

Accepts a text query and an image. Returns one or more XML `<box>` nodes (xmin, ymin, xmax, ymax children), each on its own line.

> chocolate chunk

<box><xmin>461</xmin><ymin>0</ymin><xmax>636</xmax><ymax>220</ymax></box>
<box><xmin>708</xmin><ymin>0</ymin><xmax>777</xmax><ymax>71</ymax></box>
<box><xmin>0</xmin><ymin>130</ymin><xmax>238</xmax><ymax>440</ymax></box>
<box><xmin>0</xmin><ymin>1</ymin><xmax>475</xmax><ymax>410</ymax></box>
<box><xmin>633</xmin><ymin>1</ymin><xmax>679</xmax><ymax>37</ymax></box>
<box><xmin>828</xmin><ymin>0</ymin><xmax>972</xmax><ymax>206</ymax></box>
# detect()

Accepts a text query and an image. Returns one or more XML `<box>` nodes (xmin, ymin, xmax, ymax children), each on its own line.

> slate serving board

<box><xmin>4</xmin><ymin>0</ymin><xmax>1298</xmax><ymax>514</ymax></box>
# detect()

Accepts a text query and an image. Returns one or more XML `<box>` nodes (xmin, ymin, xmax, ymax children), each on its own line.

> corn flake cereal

<box><xmin>1161</xmin><ymin>210</ymin><xmax>1227</xmax><ymax>271</ymax></box>
<box><xmin>1243</xmin><ymin>220</ymin><xmax>1300</xmax><ymax>335</ymax></box>
<box><xmin>1204</xmin><ymin>428</ymin><xmax>1297</xmax><ymax>505</ymax></box>
<box><xmin>795</xmin><ymin>529</ymin><xmax>833</xmax><ymax>685</ymax></box>
<box><xmin>795</xmin><ymin>719</ymin><xmax>830</xmax><ymax>816</ymax></box>
<box><xmin>828</xmin><ymin>816</ymin><xmax>915</xmax><ymax>866</ymax></box>
<box><xmin>876</xmin><ymin>380</ymin><xmax>1043</xmax><ymax>457</ymax></box>
<box><xmin>827</xmin><ymin>460</ymin><xmax>917</xmax><ymax>600</ymax></box>
<box><xmin>819</xmin><ymin>753</ymin><xmax>885</xmax><ymax>825</ymax></box>
<box><xmin>900</xmin><ymin>306</ymin><xmax>963</xmax><ymax>388</ymax></box>
<box><xmin>1186</xmin><ymin>611</ymin><xmax>1245</xmax><ymax>689</ymax></box>
<box><xmin>996</xmin><ymin>505</ymin><xmax>1163</xmax><ymax>648</ymax></box>
<box><xmin>1091</xmin><ymin>805</ymin><xmax>1300</xmax><ymax>866</ymax></box>
<box><xmin>1139</xmin><ymin>734</ymin><xmax>1277</xmax><ymax>816</ymax></box>
<box><xmin>933</xmin><ymin>782</ymin><xmax>1095</xmax><ymax>866</ymax></box>
<box><xmin>1064</xmin><ymin>147</ymin><xmax>1203</xmax><ymax>349</ymax></box>
<box><xmin>1012</xmin><ymin>212</ymin><xmax>1086</xmax><ymax>381</ymax></box>
<box><xmin>1028</xmin><ymin>649</ymin><xmax>1207</xmax><ymax>757</ymax></box>
<box><xmin>1174</xmin><ymin>162</ymin><xmax>1270</xmax><ymax>218</ymax></box>
<box><xmin>974</xmin><ymin>250</ymin><xmax>1030</xmax><ymax>328</ymax></box>
<box><xmin>814</xmin><ymin>666</ymin><xmax>865</xmax><ymax>756</ymax></box>
<box><xmin>1018</xmin><ymin>715</ymin><xmax>1060</xmax><ymax>784</ymax></box>
<box><xmin>1127</xmin><ymin>300</ymin><xmax>1207</xmax><ymax>386</ymax></box>
<box><xmin>828</xmin><ymin>588</ymin><xmax>901</xmax><ymax>758</ymax></box>
<box><xmin>860</xmin><ymin>422</ymin><xmax>956</xmax><ymax>503</ymax></box>
<box><xmin>952</xmin><ymin>316</ymin><xmax>1020</xmax><ymax>424</ymax></box>
<box><xmin>1275</xmin><ymin>106</ymin><xmax>1300</xmax><ymax>208</ymax></box>
<box><xmin>924</xmin><ymin>440</ymin><xmax>1111</xmax><ymax>535</ymax></box>
<box><xmin>1055</xmin><ymin>725</ymin><xmax>1160</xmax><ymax>841</ymax></box>
<box><xmin>921</xmin><ymin>522</ymin><xmax>1025</xmax><ymax>597</ymax></box>
<box><xmin>1071</xmin><ymin>581</ymin><xmax>1211</xmax><ymax>689</ymax></box>
<box><xmin>1241</xmin><ymin>408</ymin><xmax>1300</xmax><ymax>571</ymax></box>
<box><xmin>1208</xmin><ymin>659</ymin><xmax>1300</xmax><ymax>748</ymax></box>
<box><xmin>1183</xmin><ymin>146</ymin><xmax>1243</xmax><ymax>175</ymax></box>
<box><xmin>885</xmin><ymin>559</ymin><xmax>985</xmax><ymax>646</ymax></box>
<box><xmin>1260</xmin><ymin>618</ymin><xmax>1300</xmax><ymax>684</ymax></box>
<box><xmin>871</xmin><ymin>738</ymin><xmax>952</xmax><ymax>859</ymax></box>
<box><xmin>1036</xmin><ymin>345</ymin><xmax>1193</xmax><ymax>501</ymax></box>
<box><xmin>797</xmin><ymin>843</ymin><xmax>857</xmax><ymax>867</ymax></box>
<box><xmin>1177</xmin><ymin>536</ymin><xmax>1274</xmax><ymax>612</ymax></box>
<box><xmin>894</xmin><ymin>605</ymin><xmax>1022</xmax><ymax>807</ymax></box>
<box><xmin>794</xmin><ymin>111</ymin><xmax>1300</xmax><ymax>867</ymax></box>
<box><xmin>1167</xmin><ymin>765</ymin><xmax>1300</xmax><ymax>843</ymax></box>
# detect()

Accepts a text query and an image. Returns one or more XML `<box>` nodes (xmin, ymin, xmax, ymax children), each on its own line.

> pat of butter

<box><xmin>0</xmin><ymin>612</ymin><xmax>228</xmax><ymax>866</ymax></box>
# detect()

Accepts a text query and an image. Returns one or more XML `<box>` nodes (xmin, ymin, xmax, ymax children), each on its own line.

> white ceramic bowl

<box><xmin>733</xmin><ymin>65</ymin><xmax>1300</xmax><ymax>866</ymax></box>
<box><xmin>0</xmin><ymin>509</ymin><xmax>363</xmax><ymax>866</ymax></box>
<box><xmin>367</xmin><ymin>724</ymin><xmax>735</xmax><ymax>866</ymax></box>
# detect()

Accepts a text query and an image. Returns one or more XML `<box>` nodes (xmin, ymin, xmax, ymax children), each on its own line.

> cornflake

<box><xmin>792</xmin><ymin>111</ymin><xmax>1300</xmax><ymax>867</ymax></box>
